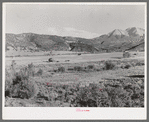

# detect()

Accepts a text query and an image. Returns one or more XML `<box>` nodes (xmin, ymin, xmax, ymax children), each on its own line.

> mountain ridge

<box><xmin>6</xmin><ymin>27</ymin><xmax>145</xmax><ymax>53</ymax></box>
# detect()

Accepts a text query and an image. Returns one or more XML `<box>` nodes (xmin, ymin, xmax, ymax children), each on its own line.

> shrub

<box><xmin>6</xmin><ymin>72</ymin><xmax>36</xmax><ymax>99</ymax></box>
<box><xmin>74</xmin><ymin>66</ymin><xmax>84</xmax><ymax>71</ymax></box>
<box><xmin>69</xmin><ymin>78</ymin><xmax>144</xmax><ymax>107</ymax></box>
<box><xmin>105</xmin><ymin>86</ymin><xmax>130</xmax><ymax>107</ymax></box>
<box><xmin>103</xmin><ymin>61</ymin><xmax>115</xmax><ymax>70</ymax></box>
<box><xmin>124</xmin><ymin>63</ymin><xmax>132</xmax><ymax>69</ymax></box>
<box><xmin>114</xmin><ymin>64</ymin><xmax>122</xmax><ymax>69</ymax></box>
<box><xmin>123</xmin><ymin>51</ymin><xmax>131</xmax><ymax>58</ymax></box>
<box><xmin>67</xmin><ymin>67</ymin><xmax>74</xmax><ymax>71</ymax></box>
<box><xmin>96</xmin><ymin>63</ymin><xmax>105</xmax><ymax>71</ymax></box>
<box><xmin>27</xmin><ymin>63</ymin><xmax>35</xmax><ymax>77</ymax></box>
<box><xmin>48</xmin><ymin>58</ymin><xmax>53</xmax><ymax>62</ymax></box>
<box><xmin>10</xmin><ymin>60</ymin><xmax>16</xmax><ymax>75</ymax></box>
<box><xmin>28</xmin><ymin>63</ymin><xmax>34</xmax><ymax>69</ymax></box>
<box><xmin>65</xmin><ymin>60</ymin><xmax>70</xmax><ymax>62</ymax></box>
<box><xmin>36</xmin><ymin>84</ymin><xmax>50</xmax><ymax>101</ymax></box>
<box><xmin>87</xmin><ymin>65</ymin><xmax>95</xmax><ymax>70</ymax></box>
<box><xmin>58</xmin><ymin>67</ymin><xmax>65</xmax><ymax>72</ymax></box>
<box><xmin>71</xmin><ymin>84</ymin><xmax>109</xmax><ymax>107</ymax></box>
<box><xmin>36</xmin><ymin>69</ymin><xmax>43</xmax><ymax>76</ymax></box>
<box><xmin>5</xmin><ymin>69</ymin><xmax>13</xmax><ymax>97</ymax></box>
<box><xmin>135</xmin><ymin>62</ymin><xmax>145</xmax><ymax>66</ymax></box>
<box><xmin>5</xmin><ymin>61</ymin><xmax>18</xmax><ymax>97</ymax></box>
<box><xmin>91</xmin><ymin>64</ymin><xmax>101</xmax><ymax>71</ymax></box>
<box><xmin>5</xmin><ymin>63</ymin><xmax>37</xmax><ymax>99</ymax></box>
<box><xmin>120</xmin><ymin>63</ymin><xmax>132</xmax><ymax>69</ymax></box>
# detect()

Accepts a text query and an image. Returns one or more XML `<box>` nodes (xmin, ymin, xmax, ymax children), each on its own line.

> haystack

<box><xmin>123</xmin><ymin>51</ymin><xmax>130</xmax><ymax>58</ymax></box>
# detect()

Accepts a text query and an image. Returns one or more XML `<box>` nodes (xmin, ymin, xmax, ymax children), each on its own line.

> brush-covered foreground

<box><xmin>5</xmin><ymin>59</ymin><xmax>144</xmax><ymax>107</ymax></box>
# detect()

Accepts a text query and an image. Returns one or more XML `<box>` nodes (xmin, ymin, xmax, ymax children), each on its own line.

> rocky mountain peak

<box><xmin>126</xmin><ymin>27</ymin><xmax>145</xmax><ymax>37</ymax></box>
<box><xmin>107</xmin><ymin>29</ymin><xmax>129</xmax><ymax>37</ymax></box>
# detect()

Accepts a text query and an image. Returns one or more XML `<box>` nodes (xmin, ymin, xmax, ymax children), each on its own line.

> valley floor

<box><xmin>5</xmin><ymin>51</ymin><xmax>144</xmax><ymax>66</ymax></box>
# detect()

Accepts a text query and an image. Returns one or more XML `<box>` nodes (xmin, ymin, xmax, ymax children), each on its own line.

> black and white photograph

<box><xmin>2</xmin><ymin>2</ymin><xmax>147</xmax><ymax>120</ymax></box>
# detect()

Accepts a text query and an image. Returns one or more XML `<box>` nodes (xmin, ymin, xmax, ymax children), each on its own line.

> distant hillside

<box><xmin>6</xmin><ymin>33</ymin><xmax>100</xmax><ymax>53</ymax></box>
<box><xmin>69</xmin><ymin>42</ymin><xmax>99</xmax><ymax>53</ymax></box>
<box><xmin>6</xmin><ymin>33</ymin><xmax>70</xmax><ymax>51</ymax></box>
<box><xmin>5</xmin><ymin>27</ymin><xmax>145</xmax><ymax>54</ymax></box>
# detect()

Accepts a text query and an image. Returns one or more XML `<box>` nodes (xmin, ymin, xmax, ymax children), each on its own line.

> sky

<box><xmin>4</xmin><ymin>3</ymin><xmax>146</xmax><ymax>39</ymax></box>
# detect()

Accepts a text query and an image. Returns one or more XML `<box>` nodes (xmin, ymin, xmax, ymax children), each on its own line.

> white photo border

<box><xmin>2</xmin><ymin>2</ymin><xmax>147</xmax><ymax>120</ymax></box>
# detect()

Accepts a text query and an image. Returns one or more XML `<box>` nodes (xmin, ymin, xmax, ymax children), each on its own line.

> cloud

<box><xmin>47</xmin><ymin>27</ymin><xmax>99</xmax><ymax>38</ymax></box>
<box><xmin>64</xmin><ymin>27</ymin><xmax>86</xmax><ymax>34</ymax></box>
<box><xmin>47</xmin><ymin>27</ymin><xmax>59</xmax><ymax>35</ymax></box>
<box><xmin>63</xmin><ymin>27</ymin><xmax>99</xmax><ymax>38</ymax></box>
